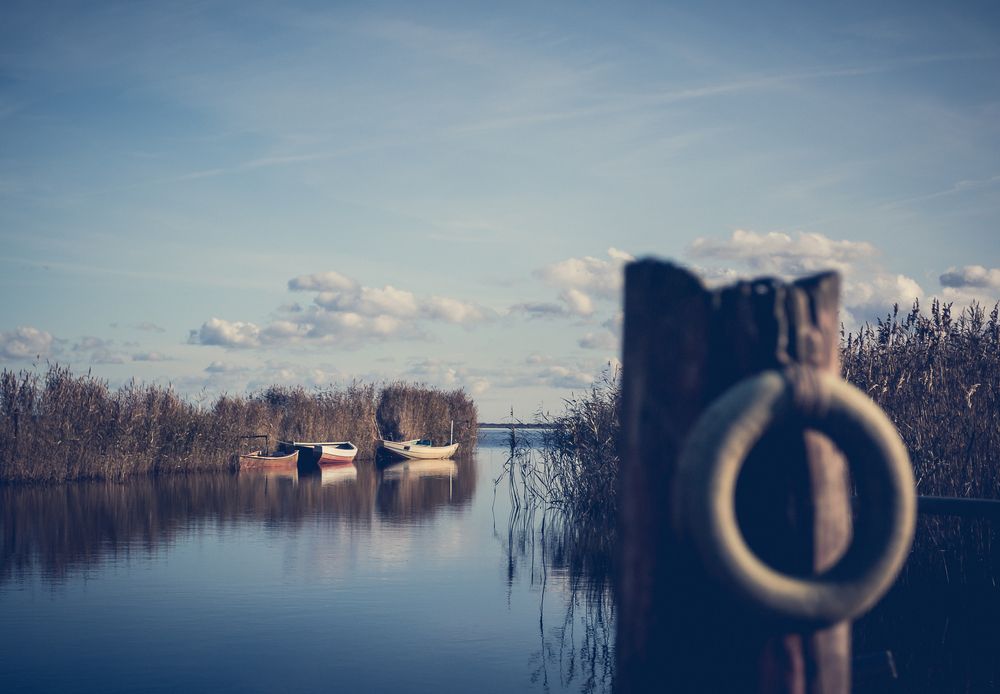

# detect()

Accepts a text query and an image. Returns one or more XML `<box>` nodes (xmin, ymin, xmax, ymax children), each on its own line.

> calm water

<box><xmin>0</xmin><ymin>429</ymin><xmax>612</xmax><ymax>694</ymax></box>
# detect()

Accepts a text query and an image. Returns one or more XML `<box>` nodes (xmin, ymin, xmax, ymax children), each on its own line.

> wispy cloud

<box><xmin>879</xmin><ymin>173</ymin><xmax>1000</xmax><ymax>210</ymax></box>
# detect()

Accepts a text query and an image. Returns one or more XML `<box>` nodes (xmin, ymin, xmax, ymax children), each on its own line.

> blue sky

<box><xmin>2</xmin><ymin>1</ymin><xmax>999</xmax><ymax>420</ymax></box>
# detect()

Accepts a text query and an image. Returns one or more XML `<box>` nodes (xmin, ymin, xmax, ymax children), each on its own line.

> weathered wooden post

<box><xmin>616</xmin><ymin>261</ymin><xmax>915</xmax><ymax>693</ymax></box>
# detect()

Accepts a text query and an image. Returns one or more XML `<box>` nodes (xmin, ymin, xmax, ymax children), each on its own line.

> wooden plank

<box><xmin>616</xmin><ymin>261</ymin><xmax>850</xmax><ymax>693</ymax></box>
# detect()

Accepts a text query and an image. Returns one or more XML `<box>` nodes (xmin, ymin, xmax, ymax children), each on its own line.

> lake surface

<box><xmin>0</xmin><ymin>429</ymin><xmax>612</xmax><ymax>694</ymax></box>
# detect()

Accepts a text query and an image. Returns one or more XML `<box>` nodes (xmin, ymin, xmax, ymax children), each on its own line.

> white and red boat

<box><xmin>280</xmin><ymin>440</ymin><xmax>358</xmax><ymax>466</ymax></box>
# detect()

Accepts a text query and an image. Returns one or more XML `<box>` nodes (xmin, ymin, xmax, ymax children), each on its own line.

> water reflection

<box><xmin>494</xmin><ymin>431</ymin><xmax>615</xmax><ymax>694</ymax></box>
<box><xmin>377</xmin><ymin>459</ymin><xmax>469</xmax><ymax>520</ymax></box>
<box><xmin>1</xmin><ymin>433</ymin><xmax>619</xmax><ymax>693</ymax></box>
<box><xmin>319</xmin><ymin>463</ymin><xmax>357</xmax><ymax>486</ymax></box>
<box><xmin>0</xmin><ymin>456</ymin><xmax>476</xmax><ymax>587</ymax></box>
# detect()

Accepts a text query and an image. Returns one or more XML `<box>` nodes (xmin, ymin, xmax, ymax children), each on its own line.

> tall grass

<box><xmin>846</xmin><ymin>301</ymin><xmax>1000</xmax><ymax>692</ymax></box>
<box><xmin>376</xmin><ymin>382</ymin><xmax>477</xmax><ymax>448</ymax></box>
<box><xmin>0</xmin><ymin>364</ymin><xmax>477</xmax><ymax>483</ymax></box>
<box><xmin>843</xmin><ymin>300</ymin><xmax>1000</xmax><ymax>588</ymax></box>
<box><xmin>521</xmin><ymin>301</ymin><xmax>1000</xmax><ymax>538</ymax></box>
<box><xmin>843</xmin><ymin>300</ymin><xmax>1000</xmax><ymax>501</ymax></box>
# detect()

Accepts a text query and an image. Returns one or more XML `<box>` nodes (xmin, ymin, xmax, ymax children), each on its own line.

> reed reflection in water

<box><xmin>1</xmin><ymin>458</ymin><xmax>476</xmax><ymax>587</ymax></box>
<box><xmin>496</xmin><ymin>429</ymin><xmax>615</xmax><ymax>694</ymax></box>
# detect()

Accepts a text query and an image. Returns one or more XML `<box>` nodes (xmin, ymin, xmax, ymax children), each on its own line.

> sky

<box><xmin>1</xmin><ymin>1</ymin><xmax>999</xmax><ymax>421</ymax></box>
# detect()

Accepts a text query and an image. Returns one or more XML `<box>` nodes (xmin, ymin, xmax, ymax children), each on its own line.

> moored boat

<box><xmin>380</xmin><ymin>439</ymin><xmax>459</xmax><ymax>461</ymax></box>
<box><xmin>280</xmin><ymin>440</ymin><xmax>358</xmax><ymax>466</ymax></box>
<box><xmin>239</xmin><ymin>449</ymin><xmax>299</xmax><ymax>470</ymax></box>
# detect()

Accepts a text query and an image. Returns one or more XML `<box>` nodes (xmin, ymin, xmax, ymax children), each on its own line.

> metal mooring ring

<box><xmin>673</xmin><ymin>368</ymin><xmax>916</xmax><ymax>628</ymax></box>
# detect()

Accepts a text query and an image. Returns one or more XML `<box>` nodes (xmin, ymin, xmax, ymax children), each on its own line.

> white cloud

<box><xmin>687</xmin><ymin>230</ymin><xmax>923</xmax><ymax>327</ymax></box>
<box><xmin>314</xmin><ymin>284</ymin><xmax>419</xmax><ymax>317</ymax></box>
<box><xmin>512</xmin><ymin>247</ymin><xmax>630</xmax><ymax>326</ymax></box>
<box><xmin>538</xmin><ymin>247</ymin><xmax>633</xmax><ymax>300</ymax></box>
<box><xmin>559</xmin><ymin>288</ymin><xmax>594</xmax><ymax>317</ymax></box>
<box><xmin>518</xmin><ymin>354</ymin><xmax>597</xmax><ymax>389</ymax></box>
<box><xmin>261</xmin><ymin>320</ymin><xmax>311</xmax><ymax>340</ymax></box>
<box><xmin>422</xmin><ymin>296</ymin><xmax>490</xmax><ymax>324</ymax></box>
<box><xmin>845</xmin><ymin>274</ymin><xmax>925</xmax><ymax>318</ymax></box>
<box><xmin>190</xmin><ymin>318</ymin><xmax>262</xmax><ymax>348</ymax></box>
<box><xmin>0</xmin><ymin>326</ymin><xmax>55</xmax><ymax>360</ymax></box>
<box><xmin>690</xmin><ymin>230</ymin><xmax>876</xmax><ymax>277</ymax></box>
<box><xmin>246</xmin><ymin>361</ymin><xmax>352</xmax><ymax>391</ymax></box>
<box><xmin>402</xmin><ymin>357</ymin><xmax>491</xmax><ymax>395</ymax></box>
<box><xmin>192</xmin><ymin>271</ymin><xmax>493</xmax><ymax>350</ymax></box>
<box><xmin>537</xmin><ymin>364</ymin><xmax>595</xmax><ymax>389</ymax></box>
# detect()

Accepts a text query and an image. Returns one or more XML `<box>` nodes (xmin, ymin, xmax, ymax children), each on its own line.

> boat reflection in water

<box><xmin>381</xmin><ymin>459</ymin><xmax>458</xmax><ymax>480</ymax></box>
<box><xmin>241</xmin><ymin>465</ymin><xmax>300</xmax><ymax>485</ymax></box>
<box><xmin>318</xmin><ymin>463</ymin><xmax>358</xmax><ymax>486</ymax></box>
<box><xmin>376</xmin><ymin>459</ymin><xmax>466</xmax><ymax>519</ymax></box>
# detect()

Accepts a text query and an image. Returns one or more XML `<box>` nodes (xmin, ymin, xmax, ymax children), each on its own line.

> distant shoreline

<box><xmin>478</xmin><ymin>422</ymin><xmax>552</xmax><ymax>429</ymax></box>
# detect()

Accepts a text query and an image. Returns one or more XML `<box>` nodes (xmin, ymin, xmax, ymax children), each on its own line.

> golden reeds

<box><xmin>0</xmin><ymin>365</ymin><xmax>478</xmax><ymax>483</ymax></box>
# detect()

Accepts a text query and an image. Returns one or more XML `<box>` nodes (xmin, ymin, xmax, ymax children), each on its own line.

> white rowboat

<box><xmin>280</xmin><ymin>440</ymin><xmax>358</xmax><ymax>465</ymax></box>
<box><xmin>380</xmin><ymin>439</ymin><xmax>459</xmax><ymax>460</ymax></box>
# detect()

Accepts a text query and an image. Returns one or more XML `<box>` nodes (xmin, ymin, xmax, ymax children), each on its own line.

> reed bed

<box><xmin>375</xmin><ymin>382</ymin><xmax>477</xmax><ymax>450</ymax></box>
<box><xmin>843</xmin><ymin>301</ymin><xmax>1000</xmax><ymax>586</ymax></box>
<box><xmin>514</xmin><ymin>301</ymin><xmax>1000</xmax><ymax>558</ymax></box>
<box><xmin>0</xmin><ymin>365</ymin><xmax>477</xmax><ymax>483</ymax></box>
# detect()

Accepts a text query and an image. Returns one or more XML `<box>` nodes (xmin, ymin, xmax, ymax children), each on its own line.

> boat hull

<box><xmin>279</xmin><ymin>441</ymin><xmax>358</xmax><ymax>466</ymax></box>
<box><xmin>239</xmin><ymin>449</ymin><xmax>299</xmax><ymax>470</ymax></box>
<box><xmin>316</xmin><ymin>445</ymin><xmax>358</xmax><ymax>466</ymax></box>
<box><xmin>380</xmin><ymin>439</ymin><xmax>459</xmax><ymax>461</ymax></box>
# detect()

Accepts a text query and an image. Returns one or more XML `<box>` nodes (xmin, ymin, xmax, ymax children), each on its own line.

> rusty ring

<box><xmin>673</xmin><ymin>369</ymin><xmax>916</xmax><ymax>627</ymax></box>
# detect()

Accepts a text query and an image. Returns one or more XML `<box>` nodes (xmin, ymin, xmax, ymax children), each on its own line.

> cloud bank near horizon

<box><xmin>189</xmin><ymin>271</ymin><xmax>494</xmax><ymax>349</ymax></box>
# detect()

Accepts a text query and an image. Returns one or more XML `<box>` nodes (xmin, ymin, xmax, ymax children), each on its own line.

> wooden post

<box><xmin>616</xmin><ymin>261</ymin><xmax>851</xmax><ymax>693</ymax></box>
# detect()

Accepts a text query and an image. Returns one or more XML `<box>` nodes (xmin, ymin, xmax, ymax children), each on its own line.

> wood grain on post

<box><xmin>616</xmin><ymin>261</ymin><xmax>850</xmax><ymax>693</ymax></box>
